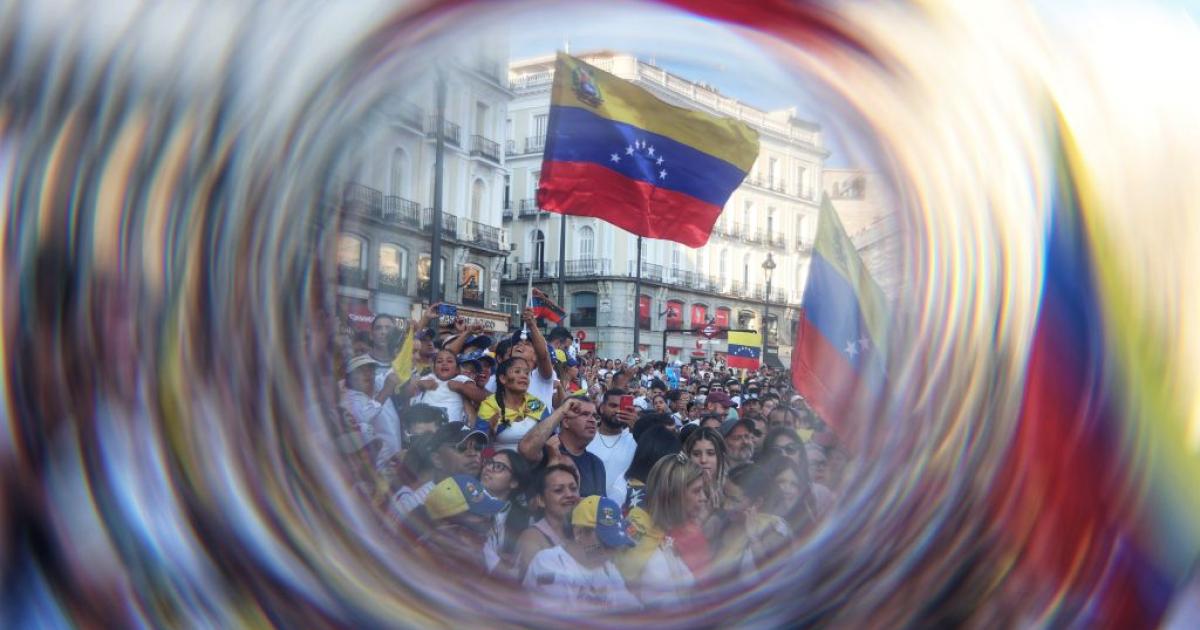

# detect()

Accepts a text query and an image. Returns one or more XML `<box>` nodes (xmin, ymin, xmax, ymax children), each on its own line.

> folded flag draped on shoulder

<box><xmin>537</xmin><ymin>53</ymin><xmax>759</xmax><ymax>248</ymax></box>
<box><xmin>529</xmin><ymin>287</ymin><xmax>566</xmax><ymax>323</ymax></box>
<box><xmin>391</xmin><ymin>325</ymin><xmax>415</xmax><ymax>382</ymax></box>
<box><xmin>791</xmin><ymin>195</ymin><xmax>888</xmax><ymax>432</ymax></box>
<box><xmin>726</xmin><ymin>331</ymin><xmax>762</xmax><ymax>370</ymax></box>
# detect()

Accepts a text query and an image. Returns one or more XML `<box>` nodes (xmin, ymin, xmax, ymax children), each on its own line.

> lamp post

<box><xmin>761</xmin><ymin>252</ymin><xmax>776</xmax><ymax>366</ymax></box>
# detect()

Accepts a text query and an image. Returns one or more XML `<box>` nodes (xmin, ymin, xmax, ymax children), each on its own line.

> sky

<box><xmin>502</xmin><ymin>2</ymin><xmax>860</xmax><ymax>167</ymax></box>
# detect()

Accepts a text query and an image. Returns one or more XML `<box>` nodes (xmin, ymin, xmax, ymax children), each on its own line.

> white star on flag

<box><xmin>610</xmin><ymin>153</ymin><xmax>620</xmax><ymax>163</ymax></box>
<box><xmin>648</xmin><ymin>146</ymin><xmax>655</xmax><ymax>156</ymax></box>
<box><xmin>656</xmin><ymin>156</ymin><xmax>664</xmax><ymax>165</ymax></box>
<box><xmin>659</xmin><ymin>169</ymin><xmax>667</xmax><ymax>179</ymax></box>
<box><xmin>858</xmin><ymin>336</ymin><xmax>870</xmax><ymax>350</ymax></box>
<box><xmin>844</xmin><ymin>341</ymin><xmax>859</xmax><ymax>357</ymax></box>
<box><xmin>625</xmin><ymin>145</ymin><xmax>634</xmax><ymax>155</ymax></box>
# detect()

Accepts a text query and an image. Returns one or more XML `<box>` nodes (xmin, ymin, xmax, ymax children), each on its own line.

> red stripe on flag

<box><xmin>791</xmin><ymin>316</ymin><xmax>860</xmax><ymax>437</ymax></box>
<box><xmin>538</xmin><ymin>161</ymin><xmax>723</xmax><ymax>247</ymax></box>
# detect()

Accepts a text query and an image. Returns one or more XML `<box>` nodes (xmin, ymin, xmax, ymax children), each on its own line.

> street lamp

<box><xmin>761</xmin><ymin>252</ymin><xmax>776</xmax><ymax>365</ymax></box>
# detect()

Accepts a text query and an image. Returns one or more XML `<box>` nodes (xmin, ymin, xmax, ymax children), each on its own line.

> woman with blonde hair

<box><xmin>681</xmin><ymin>426</ymin><xmax>728</xmax><ymax>538</ymax></box>
<box><xmin>630</xmin><ymin>453</ymin><xmax>709</xmax><ymax>606</ymax></box>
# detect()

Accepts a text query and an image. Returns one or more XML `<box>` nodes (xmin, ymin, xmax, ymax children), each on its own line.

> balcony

<box><xmin>426</xmin><ymin>117</ymin><xmax>461</xmax><ymax>146</ymax></box>
<box><xmin>796</xmin><ymin>240</ymin><xmax>813</xmax><ymax>254</ymax></box>
<box><xmin>562</xmin><ymin>258</ymin><xmax>611</xmax><ymax>276</ymax></box>
<box><xmin>525</xmin><ymin>134</ymin><xmax>546</xmax><ymax>154</ymax></box>
<box><xmin>627</xmin><ymin>261</ymin><xmax>664</xmax><ymax>282</ymax></box>
<box><xmin>396</xmin><ymin>101</ymin><xmax>423</xmax><ymax>130</ymax></box>
<box><xmin>517</xmin><ymin>198</ymin><xmax>548</xmax><ymax>218</ymax></box>
<box><xmin>511</xmin><ymin>261</ymin><xmax>556</xmax><ymax>280</ymax></box>
<box><xmin>382</xmin><ymin>195</ymin><xmax>421</xmax><ymax>229</ymax></box>
<box><xmin>505</xmin><ymin>139</ymin><xmax>517</xmax><ymax>156</ymax></box>
<box><xmin>344</xmin><ymin>183</ymin><xmax>382</xmax><ymax>218</ymax></box>
<box><xmin>767</xmin><ymin>234</ymin><xmax>787</xmax><ymax>250</ymax></box>
<box><xmin>421</xmin><ymin>208</ymin><xmax>458</xmax><ymax>239</ymax></box>
<box><xmin>743</xmin><ymin>228</ymin><xmax>765</xmax><ymax>244</ymax></box>
<box><xmin>378</xmin><ymin>271</ymin><xmax>406</xmax><ymax>295</ymax></box>
<box><xmin>470</xmin><ymin>135</ymin><xmax>501</xmax><ymax>162</ymax></box>
<box><xmin>502</xmin><ymin>207</ymin><xmax>513</xmax><ymax>220</ymax></box>
<box><xmin>459</xmin><ymin>218</ymin><xmax>505</xmax><ymax>251</ymax></box>
<box><xmin>338</xmin><ymin>265</ymin><xmax>367</xmax><ymax>288</ymax></box>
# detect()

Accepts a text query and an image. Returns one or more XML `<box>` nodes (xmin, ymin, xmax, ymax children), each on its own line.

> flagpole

<box><xmin>525</xmin><ymin>203</ymin><xmax>541</xmax><ymax>335</ymax></box>
<box><xmin>557</xmin><ymin>212</ymin><xmax>567</xmax><ymax>308</ymax></box>
<box><xmin>632</xmin><ymin>235</ymin><xmax>643</xmax><ymax>359</ymax></box>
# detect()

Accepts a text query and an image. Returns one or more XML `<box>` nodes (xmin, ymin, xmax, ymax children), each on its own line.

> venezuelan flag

<box><xmin>537</xmin><ymin>53</ymin><xmax>759</xmax><ymax>248</ymax></box>
<box><xmin>726</xmin><ymin>331</ymin><xmax>762</xmax><ymax>370</ymax></box>
<box><xmin>791</xmin><ymin>195</ymin><xmax>887</xmax><ymax>429</ymax></box>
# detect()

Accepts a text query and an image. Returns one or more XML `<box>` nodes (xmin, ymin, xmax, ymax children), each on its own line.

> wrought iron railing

<box><xmin>338</xmin><ymin>265</ymin><xmax>367</xmax><ymax>288</ymax></box>
<box><xmin>470</xmin><ymin>135</ymin><xmax>501</xmax><ymax>162</ymax></box>
<box><xmin>378</xmin><ymin>271</ymin><xmax>406</xmax><ymax>295</ymax></box>
<box><xmin>426</xmin><ymin>117</ymin><xmax>461</xmax><ymax>145</ymax></box>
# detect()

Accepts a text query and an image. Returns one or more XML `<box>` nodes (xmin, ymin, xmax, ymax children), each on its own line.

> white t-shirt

<box><xmin>338</xmin><ymin>389</ymin><xmax>401</xmax><ymax>466</ymax></box>
<box><xmin>523</xmin><ymin>546</ymin><xmax>639</xmax><ymax>611</ymax></box>
<box><xmin>586</xmin><ymin>429</ymin><xmax>637</xmax><ymax>506</ymax></box>
<box><xmin>485</xmin><ymin>367</ymin><xmax>558</xmax><ymax>414</ymax></box>
<box><xmin>637</xmin><ymin>544</ymin><xmax>695</xmax><ymax>607</ymax></box>
<box><xmin>412</xmin><ymin>374</ymin><xmax>474</xmax><ymax>423</ymax></box>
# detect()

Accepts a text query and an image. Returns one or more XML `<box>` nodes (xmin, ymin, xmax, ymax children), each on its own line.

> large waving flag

<box><xmin>726</xmin><ymin>331</ymin><xmax>762</xmax><ymax>370</ymax></box>
<box><xmin>537</xmin><ymin>53</ymin><xmax>759</xmax><ymax>247</ymax></box>
<box><xmin>791</xmin><ymin>195</ymin><xmax>887</xmax><ymax>430</ymax></box>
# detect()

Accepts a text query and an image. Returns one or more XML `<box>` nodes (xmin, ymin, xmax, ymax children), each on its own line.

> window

<box><xmin>715</xmin><ymin>307</ymin><xmax>731</xmax><ymax>328</ymax></box>
<box><xmin>470</xmin><ymin>179</ymin><xmax>485</xmax><ymax>221</ymax></box>
<box><xmin>572</xmin><ymin>292</ymin><xmax>598</xmax><ymax>327</ymax></box>
<box><xmin>671</xmin><ymin>246</ymin><xmax>681</xmax><ymax>273</ymax></box>
<box><xmin>337</xmin><ymin>234</ymin><xmax>367</xmax><ymax>287</ymax></box>
<box><xmin>800</xmin><ymin>214</ymin><xmax>813</xmax><ymax>243</ymax></box>
<box><xmin>390</xmin><ymin>148</ymin><xmax>410</xmax><ymax>196</ymax></box>
<box><xmin>475</xmin><ymin>101</ymin><xmax>489</xmax><ymax>136</ymax></box>
<box><xmin>531</xmin><ymin>171</ymin><xmax>541</xmax><ymax>198</ymax></box>
<box><xmin>530</xmin><ymin>229</ymin><xmax>546</xmax><ymax>275</ymax></box>
<box><xmin>579</xmin><ymin>225</ymin><xmax>595</xmax><ymax>260</ymax></box>
<box><xmin>719</xmin><ymin>249</ymin><xmax>729</xmax><ymax>284</ymax></box>
<box><xmin>461</xmin><ymin>264</ymin><xmax>484</xmax><ymax>306</ymax></box>
<box><xmin>742</xmin><ymin>253</ymin><xmax>750</xmax><ymax>287</ymax></box>
<box><xmin>768</xmin><ymin>157</ymin><xmax>778</xmax><ymax>188</ymax></box>
<box><xmin>638</xmin><ymin>295</ymin><xmax>651</xmax><ymax>330</ymax></box>
<box><xmin>534</xmin><ymin>113</ymin><xmax>548</xmax><ymax>138</ymax></box>
<box><xmin>743</xmin><ymin>200</ymin><xmax>753</xmax><ymax>232</ymax></box>
<box><xmin>417</xmin><ymin>255</ymin><xmax>446</xmax><ymax>298</ymax></box>
<box><xmin>797</xmin><ymin>166</ymin><xmax>808</xmax><ymax>198</ymax></box>
<box><xmin>696</xmin><ymin>247</ymin><xmax>707</xmax><ymax>274</ymax></box>
<box><xmin>503</xmin><ymin>175</ymin><xmax>511</xmax><ymax>210</ymax></box>
<box><xmin>796</xmin><ymin>262</ymin><xmax>808</xmax><ymax>296</ymax></box>
<box><xmin>767</xmin><ymin>208</ymin><xmax>775</xmax><ymax>238</ymax></box>
<box><xmin>378</xmin><ymin>244</ymin><xmax>407</xmax><ymax>294</ymax></box>
<box><xmin>666</xmin><ymin>300</ymin><xmax>684</xmax><ymax>329</ymax></box>
<box><xmin>690</xmin><ymin>304</ymin><xmax>708</xmax><ymax>327</ymax></box>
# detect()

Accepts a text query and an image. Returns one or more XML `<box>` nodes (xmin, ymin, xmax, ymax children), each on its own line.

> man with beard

<box><xmin>586</xmin><ymin>388</ymin><xmax>639</xmax><ymax>506</ymax></box>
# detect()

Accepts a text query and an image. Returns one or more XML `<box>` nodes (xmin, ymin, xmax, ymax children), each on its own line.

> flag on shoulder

<box><xmin>537</xmin><ymin>53</ymin><xmax>759</xmax><ymax>248</ymax></box>
<box><xmin>791</xmin><ymin>195</ymin><xmax>888</xmax><ymax>431</ymax></box>
<box><xmin>726</xmin><ymin>331</ymin><xmax>762</xmax><ymax>370</ymax></box>
<box><xmin>529</xmin><ymin>287</ymin><xmax>566</xmax><ymax>323</ymax></box>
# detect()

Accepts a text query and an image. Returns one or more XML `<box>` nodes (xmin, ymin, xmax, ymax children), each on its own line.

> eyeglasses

<box><xmin>483</xmin><ymin>459</ymin><xmax>511</xmax><ymax>473</ymax></box>
<box><xmin>456</xmin><ymin>440</ymin><xmax>483</xmax><ymax>454</ymax></box>
<box><xmin>773</xmin><ymin>444</ymin><xmax>801</xmax><ymax>455</ymax></box>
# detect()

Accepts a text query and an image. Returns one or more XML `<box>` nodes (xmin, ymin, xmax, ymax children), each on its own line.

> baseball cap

<box><xmin>464</xmin><ymin>334</ymin><xmax>494</xmax><ymax>351</ymax></box>
<box><xmin>571</xmin><ymin>496</ymin><xmax>636</xmax><ymax>548</ymax></box>
<box><xmin>345</xmin><ymin>354</ymin><xmax>377</xmax><ymax>374</ymax></box>
<box><xmin>706</xmin><ymin>390</ymin><xmax>737</xmax><ymax>409</ymax></box>
<box><xmin>425</xmin><ymin>474</ymin><xmax>506</xmax><ymax>520</ymax></box>
<box><xmin>429</xmin><ymin>421</ymin><xmax>489</xmax><ymax>450</ymax></box>
<box><xmin>552</xmin><ymin>348</ymin><xmax>579</xmax><ymax>367</ymax></box>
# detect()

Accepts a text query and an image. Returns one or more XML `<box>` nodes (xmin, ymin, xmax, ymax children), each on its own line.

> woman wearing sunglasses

<box><xmin>761</xmin><ymin>427</ymin><xmax>806</xmax><ymax>469</ymax></box>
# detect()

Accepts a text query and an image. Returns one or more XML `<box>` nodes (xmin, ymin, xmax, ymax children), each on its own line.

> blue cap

<box><xmin>572</xmin><ymin>496</ymin><xmax>636</xmax><ymax>548</ymax></box>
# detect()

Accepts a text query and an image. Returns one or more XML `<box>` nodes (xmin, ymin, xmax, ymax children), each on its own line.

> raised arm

<box><xmin>522</xmin><ymin>308</ymin><xmax>554</xmax><ymax>379</ymax></box>
<box><xmin>517</xmin><ymin>399</ymin><xmax>576</xmax><ymax>463</ymax></box>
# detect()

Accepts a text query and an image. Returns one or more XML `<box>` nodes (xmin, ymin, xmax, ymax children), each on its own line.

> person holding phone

<box><xmin>586</xmin><ymin>388</ymin><xmax>639</xmax><ymax>506</ymax></box>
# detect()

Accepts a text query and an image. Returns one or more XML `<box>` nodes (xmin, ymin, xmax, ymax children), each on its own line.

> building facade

<box><xmin>822</xmin><ymin>169</ymin><xmax>901</xmax><ymax>305</ymax></box>
<box><xmin>503</xmin><ymin>52</ymin><xmax>830</xmax><ymax>364</ymax></box>
<box><xmin>336</xmin><ymin>46</ymin><xmax>515</xmax><ymax>332</ymax></box>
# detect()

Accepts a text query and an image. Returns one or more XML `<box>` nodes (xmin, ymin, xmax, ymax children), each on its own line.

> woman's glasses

<box><xmin>773</xmin><ymin>444</ymin><xmax>801</xmax><ymax>455</ymax></box>
<box><xmin>483</xmin><ymin>459</ymin><xmax>511</xmax><ymax>473</ymax></box>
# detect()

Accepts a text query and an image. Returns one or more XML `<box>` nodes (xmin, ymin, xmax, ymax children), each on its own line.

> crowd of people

<box><xmin>333</xmin><ymin>304</ymin><xmax>849</xmax><ymax>609</ymax></box>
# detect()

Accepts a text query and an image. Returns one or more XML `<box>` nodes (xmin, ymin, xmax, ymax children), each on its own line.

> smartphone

<box><xmin>437</xmin><ymin>303</ymin><xmax>458</xmax><ymax>318</ymax></box>
<box><xmin>619</xmin><ymin>395</ymin><xmax>634</xmax><ymax>412</ymax></box>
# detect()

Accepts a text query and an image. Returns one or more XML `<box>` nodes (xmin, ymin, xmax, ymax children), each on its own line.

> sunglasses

<box><xmin>773</xmin><ymin>444</ymin><xmax>801</xmax><ymax>455</ymax></box>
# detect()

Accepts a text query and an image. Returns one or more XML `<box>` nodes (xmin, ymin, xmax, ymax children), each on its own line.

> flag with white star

<box><xmin>537</xmin><ymin>53</ymin><xmax>759</xmax><ymax>248</ymax></box>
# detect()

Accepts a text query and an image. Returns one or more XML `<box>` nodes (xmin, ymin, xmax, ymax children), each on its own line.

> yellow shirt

<box><xmin>477</xmin><ymin>392</ymin><xmax>549</xmax><ymax>435</ymax></box>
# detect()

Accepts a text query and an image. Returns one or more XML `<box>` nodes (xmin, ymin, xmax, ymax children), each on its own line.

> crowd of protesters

<box><xmin>332</xmin><ymin>304</ymin><xmax>848</xmax><ymax>608</ymax></box>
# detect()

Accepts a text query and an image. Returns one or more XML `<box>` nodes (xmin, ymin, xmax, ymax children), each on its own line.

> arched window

<box><xmin>530</xmin><ymin>229</ymin><xmax>546</xmax><ymax>275</ymax></box>
<box><xmin>337</xmin><ymin>234</ymin><xmax>367</xmax><ymax>287</ymax></box>
<box><xmin>638</xmin><ymin>295</ymin><xmax>652</xmax><ymax>330</ymax></box>
<box><xmin>470</xmin><ymin>179</ymin><xmax>486</xmax><ymax>221</ymax></box>
<box><xmin>461</xmin><ymin>263</ymin><xmax>484</xmax><ymax>306</ymax></box>
<box><xmin>578</xmin><ymin>225</ymin><xmax>595</xmax><ymax>260</ymax></box>
<box><xmin>378</xmin><ymin>244</ymin><xmax>407</xmax><ymax>294</ymax></box>
<box><xmin>715</xmin><ymin>307</ymin><xmax>731</xmax><ymax>328</ymax></box>
<box><xmin>690</xmin><ymin>304</ymin><xmax>709</xmax><ymax>327</ymax></box>
<box><xmin>572</xmin><ymin>292</ymin><xmax>598</xmax><ymax>327</ymax></box>
<box><xmin>390</xmin><ymin>148</ymin><xmax>410</xmax><ymax>196</ymax></box>
<box><xmin>665</xmin><ymin>299</ymin><xmax>684</xmax><ymax>329</ymax></box>
<box><xmin>417</xmin><ymin>255</ymin><xmax>446</xmax><ymax>298</ymax></box>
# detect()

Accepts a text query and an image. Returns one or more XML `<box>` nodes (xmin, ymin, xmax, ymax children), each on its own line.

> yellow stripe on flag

<box><xmin>552</xmin><ymin>53</ymin><xmax>759</xmax><ymax>171</ymax></box>
<box><xmin>728</xmin><ymin>331</ymin><xmax>761</xmax><ymax>348</ymax></box>
<box><xmin>391</xmin><ymin>326</ymin><xmax>414</xmax><ymax>381</ymax></box>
